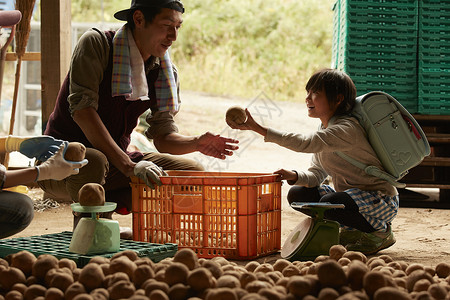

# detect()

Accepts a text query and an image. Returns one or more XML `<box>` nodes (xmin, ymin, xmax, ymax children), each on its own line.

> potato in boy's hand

<box><xmin>226</xmin><ymin>106</ymin><xmax>247</xmax><ymax>127</ymax></box>
<box><xmin>64</xmin><ymin>142</ymin><xmax>86</xmax><ymax>162</ymax></box>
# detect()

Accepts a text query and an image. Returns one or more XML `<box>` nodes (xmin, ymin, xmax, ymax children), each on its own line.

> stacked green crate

<box><xmin>418</xmin><ymin>1</ymin><xmax>450</xmax><ymax>115</ymax></box>
<box><xmin>332</xmin><ymin>0</ymin><xmax>419</xmax><ymax>113</ymax></box>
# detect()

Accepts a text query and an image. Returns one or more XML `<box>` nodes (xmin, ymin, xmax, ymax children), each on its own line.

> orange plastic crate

<box><xmin>131</xmin><ymin>171</ymin><xmax>282</xmax><ymax>259</ymax></box>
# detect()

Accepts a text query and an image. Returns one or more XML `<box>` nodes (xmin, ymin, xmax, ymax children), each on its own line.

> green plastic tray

<box><xmin>0</xmin><ymin>231</ymin><xmax>177</xmax><ymax>267</ymax></box>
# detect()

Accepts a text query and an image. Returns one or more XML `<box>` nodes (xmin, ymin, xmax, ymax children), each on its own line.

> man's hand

<box><xmin>5</xmin><ymin>135</ymin><xmax>65</xmax><ymax>161</ymax></box>
<box><xmin>197</xmin><ymin>132</ymin><xmax>239</xmax><ymax>159</ymax></box>
<box><xmin>134</xmin><ymin>161</ymin><xmax>167</xmax><ymax>189</ymax></box>
<box><xmin>36</xmin><ymin>142</ymin><xmax>89</xmax><ymax>181</ymax></box>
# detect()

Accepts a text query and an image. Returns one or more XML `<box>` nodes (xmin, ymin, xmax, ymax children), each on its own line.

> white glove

<box><xmin>133</xmin><ymin>161</ymin><xmax>167</xmax><ymax>189</ymax></box>
<box><xmin>36</xmin><ymin>142</ymin><xmax>88</xmax><ymax>181</ymax></box>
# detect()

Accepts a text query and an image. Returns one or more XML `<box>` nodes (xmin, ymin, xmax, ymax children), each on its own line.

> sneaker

<box><xmin>339</xmin><ymin>228</ymin><xmax>363</xmax><ymax>247</ymax></box>
<box><xmin>346</xmin><ymin>224</ymin><xmax>396</xmax><ymax>255</ymax></box>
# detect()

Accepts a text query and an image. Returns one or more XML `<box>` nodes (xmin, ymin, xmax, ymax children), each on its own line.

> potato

<box><xmin>363</xmin><ymin>271</ymin><xmax>387</xmax><ymax>298</ymax></box>
<box><xmin>65</xmin><ymin>282</ymin><xmax>87</xmax><ymax>300</ymax></box>
<box><xmin>225</xmin><ymin>106</ymin><xmax>247</xmax><ymax>125</ymax></box>
<box><xmin>187</xmin><ymin>267</ymin><xmax>214</xmax><ymax>291</ymax></box>
<box><xmin>205</xmin><ymin>287</ymin><xmax>238</xmax><ymax>300</ymax></box>
<box><xmin>427</xmin><ymin>283</ymin><xmax>447</xmax><ymax>300</ymax></box>
<box><xmin>107</xmin><ymin>280</ymin><xmax>135</xmax><ymax>300</ymax></box>
<box><xmin>11</xmin><ymin>283</ymin><xmax>27</xmax><ymax>294</ymax></box>
<box><xmin>49</xmin><ymin>272</ymin><xmax>74</xmax><ymax>293</ymax></box>
<box><xmin>406</xmin><ymin>263</ymin><xmax>425</xmax><ymax>275</ymax></box>
<box><xmin>342</xmin><ymin>251</ymin><xmax>367</xmax><ymax>263</ymax></box>
<box><xmin>414</xmin><ymin>279</ymin><xmax>432</xmax><ymax>292</ymax></box>
<box><xmin>414</xmin><ymin>291</ymin><xmax>433</xmax><ymax>300</ymax></box>
<box><xmin>373</xmin><ymin>286</ymin><xmax>411</xmax><ymax>300</ymax></box>
<box><xmin>5</xmin><ymin>290</ymin><xmax>23</xmax><ymax>300</ymax></box>
<box><xmin>239</xmin><ymin>272</ymin><xmax>257</xmax><ymax>289</ymax></box>
<box><xmin>244</xmin><ymin>261</ymin><xmax>260</xmax><ymax>273</ymax></box>
<box><xmin>24</xmin><ymin>284</ymin><xmax>47</xmax><ymax>300</ymax></box>
<box><xmin>202</xmin><ymin>260</ymin><xmax>223</xmax><ymax>279</ymax></box>
<box><xmin>45</xmin><ymin>287</ymin><xmax>65</xmax><ymax>300</ymax></box>
<box><xmin>0</xmin><ymin>267</ymin><xmax>26</xmax><ymax>290</ymax></box>
<box><xmin>10</xmin><ymin>251</ymin><xmax>36</xmax><ymax>277</ymax></box>
<box><xmin>329</xmin><ymin>244</ymin><xmax>347</xmax><ymax>261</ymax></box>
<box><xmin>317</xmin><ymin>287</ymin><xmax>339</xmax><ymax>300</ymax></box>
<box><xmin>90</xmin><ymin>288</ymin><xmax>109</xmax><ymax>300</ymax></box>
<box><xmin>281</xmin><ymin>265</ymin><xmax>301</xmax><ymax>277</ymax></box>
<box><xmin>78</xmin><ymin>183</ymin><xmax>105</xmax><ymax>206</ymax></box>
<box><xmin>109</xmin><ymin>256</ymin><xmax>136</xmax><ymax>279</ymax></box>
<box><xmin>347</xmin><ymin>260</ymin><xmax>369</xmax><ymax>291</ymax></box>
<box><xmin>314</xmin><ymin>255</ymin><xmax>329</xmax><ymax>263</ymax></box>
<box><xmin>104</xmin><ymin>272</ymin><xmax>130</xmax><ymax>288</ymax></box>
<box><xmin>78</xmin><ymin>263</ymin><xmax>105</xmax><ymax>291</ymax></box>
<box><xmin>64</xmin><ymin>142</ymin><xmax>86</xmax><ymax>162</ymax></box>
<box><xmin>216</xmin><ymin>274</ymin><xmax>241</xmax><ymax>289</ymax></box>
<box><xmin>273</xmin><ymin>259</ymin><xmax>291</xmax><ymax>273</ymax></box>
<box><xmin>258</xmin><ymin>287</ymin><xmax>283</xmax><ymax>300</ymax></box>
<box><xmin>241</xmin><ymin>293</ymin><xmax>265</xmax><ymax>300</ymax></box>
<box><xmin>32</xmin><ymin>254</ymin><xmax>59</xmax><ymax>281</ymax></box>
<box><xmin>211</xmin><ymin>256</ymin><xmax>231</xmax><ymax>267</ymax></box>
<box><xmin>393</xmin><ymin>277</ymin><xmax>407</xmax><ymax>289</ymax></box>
<box><xmin>111</xmin><ymin>250</ymin><xmax>139</xmax><ymax>262</ymax></box>
<box><xmin>172</xmin><ymin>248</ymin><xmax>199</xmax><ymax>270</ymax></box>
<box><xmin>254</xmin><ymin>263</ymin><xmax>274</xmax><ymax>274</ymax></box>
<box><xmin>58</xmin><ymin>258</ymin><xmax>77</xmax><ymax>271</ymax></box>
<box><xmin>406</xmin><ymin>270</ymin><xmax>434</xmax><ymax>292</ymax></box>
<box><xmin>435</xmin><ymin>262</ymin><xmax>450</xmax><ymax>278</ymax></box>
<box><xmin>167</xmin><ymin>283</ymin><xmax>190</xmax><ymax>300</ymax></box>
<box><xmin>163</xmin><ymin>262</ymin><xmax>189</xmax><ymax>286</ymax></box>
<box><xmin>317</xmin><ymin>260</ymin><xmax>347</xmax><ymax>288</ymax></box>
<box><xmin>72</xmin><ymin>294</ymin><xmax>93</xmax><ymax>300</ymax></box>
<box><xmin>148</xmin><ymin>289</ymin><xmax>169</xmax><ymax>300</ymax></box>
<box><xmin>255</xmin><ymin>272</ymin><xmax>275</xmax><ymax>286</ymax></box>
<box><xmin>287</xmin><ymin>276</ymin><xmax>312</xmax><ymax>298</ymax></box>
<box><xmin>143</xmin><ymin>280</ymin><xmax>170</xmax><ymax>296</ymax></box>
<box><xmin>245</xmin><ymin>280</ymin><xmax>272</xmax><ymax>294</ymax></box>
<box><xmin>132</xmin><ymin>264</ymin><xmax>155</xmax><ymax>288</ymax></box>
<box><xmin>88</xmin><ymin>257</ymin><xmax>110</xmax><ymax>265</ymax></box>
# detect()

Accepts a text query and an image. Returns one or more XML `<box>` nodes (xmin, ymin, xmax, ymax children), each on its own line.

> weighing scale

<box><xmin>69</xmin><ymin>202</ymin><xmax>120</xmax><ymax>255</ymax></box>
<box><xmin>281</xmin><ymin>202</ymin><xmax>345</xmax><ymax>261</ymax></box>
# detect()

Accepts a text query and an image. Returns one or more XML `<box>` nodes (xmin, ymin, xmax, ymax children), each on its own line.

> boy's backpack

<box><xmin>335</xmin><ymin>91</ymin><xmax>431</xmax><ymax>188</ymax></box>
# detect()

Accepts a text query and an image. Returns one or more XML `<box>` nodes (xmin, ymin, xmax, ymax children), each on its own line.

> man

<box><xmin>40</xmin><ymin>0</ymin><xmax>239</xmax><ymax>229</ymax></box>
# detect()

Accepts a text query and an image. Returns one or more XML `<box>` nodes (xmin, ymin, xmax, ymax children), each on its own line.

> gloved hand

<box><xmin>36</xmin><ymin>142</ymin><xmax>88</xmax><ymax>181</ymax></box>
<box><xmin>5</xmin><ymin>135</ymin><xmax>65</xmax><ymax>161</ymax></box>
<box><xmin>133</xmin><ymin>161</ymin><xmax>167</xmax><ymax>189</ymax></box>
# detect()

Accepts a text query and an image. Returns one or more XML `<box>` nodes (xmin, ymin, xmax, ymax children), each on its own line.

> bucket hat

<box><xmin>114</xmin><ymin>0</ymin><xmax>184</xmax><ymax>21</ymax></box>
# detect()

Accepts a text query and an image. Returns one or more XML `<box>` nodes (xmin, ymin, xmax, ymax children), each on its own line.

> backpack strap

<box><xmin>334</xmin><ymin>151</ymin><xmax>406</xmax><ymax>188</ymax></box>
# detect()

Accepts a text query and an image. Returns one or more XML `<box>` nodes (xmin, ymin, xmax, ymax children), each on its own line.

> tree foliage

<box><xmin>70</xmin><ymin>0</ymin><xmax>335</xmax><ymax>101</ymax></box>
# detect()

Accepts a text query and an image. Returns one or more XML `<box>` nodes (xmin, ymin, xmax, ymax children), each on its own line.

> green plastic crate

<box><xmin>0</xmin><ymin>232</ymin><xmax>177</xmax><ymax>267</ymax></box>
<box><xmin>332</xmin><ymin>0</ymin><xmax>419</xmax><ymax>113</ymax></box>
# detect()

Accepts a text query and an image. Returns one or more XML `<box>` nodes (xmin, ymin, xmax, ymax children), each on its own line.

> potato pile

<box><xmin>0</xmin><ymin>246</ymin><xmax>449</xmax><ymax>300</ymax></box>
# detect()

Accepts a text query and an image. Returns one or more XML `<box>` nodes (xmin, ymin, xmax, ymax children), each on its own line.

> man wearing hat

<box><xmin>0</xmin><ymin>10</ymin><xmax>87</xmax><ymax>239</ymax></box>
<box><xmin>40</xmin><ymin>0</ymin><xmax>239</xmax><ymax>232</ymax></box>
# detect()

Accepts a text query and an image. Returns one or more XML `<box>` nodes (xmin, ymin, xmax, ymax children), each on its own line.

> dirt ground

<box><xmin>9</xmin><ymin>91</ymin><xmax>450</xmax><ymax>267</ymax></box>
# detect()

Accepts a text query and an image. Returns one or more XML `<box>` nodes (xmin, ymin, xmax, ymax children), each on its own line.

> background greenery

<box><xmin>71</xmin><ymin>0</ymin><xmax>335</xmax><ymax>102</ymax></box>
